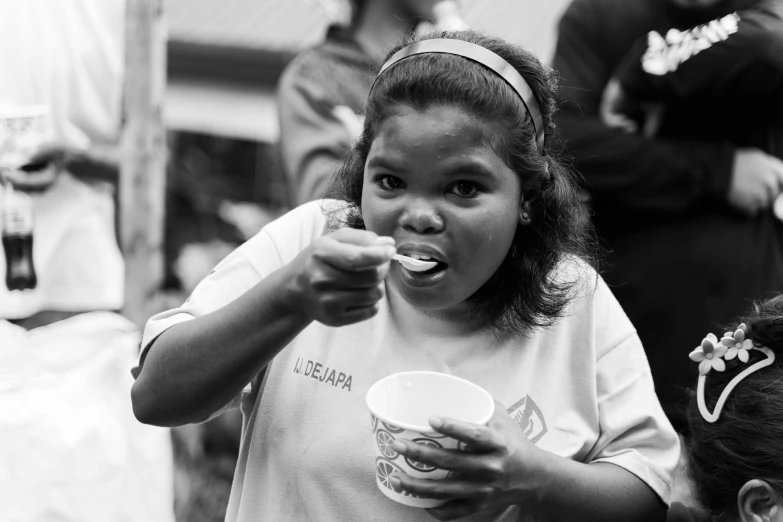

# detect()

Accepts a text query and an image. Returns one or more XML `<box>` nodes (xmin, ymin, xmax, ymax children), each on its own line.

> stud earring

<box><xmin>522</xmin><ymin>212</ymin><xmax>530</xmax><ymax>221</ymax></box>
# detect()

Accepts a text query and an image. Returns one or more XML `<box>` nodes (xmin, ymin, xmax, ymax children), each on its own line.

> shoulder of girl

<box><xmin>551</xmin><ymin>255</ymin><xmax>600</xmax><ymax>290</ymax></box>
<box><xmin>317</xmin><ymin>198</ymin><xmax>353</xmax><ymax>232</ymax></box>
<box><xmin>274</xmin><ymin>199</ymin><xmax>337</xmax><ymax>227</ymax></box>
<box><xmin>258</xmin><ymin>199</ymin><xmax>350</xmax><ymax>247</ymax></box>
<box><xmin>666</xmin><ymin>502</ymin><xmax>709</xmax><ymax>522</ymax></box>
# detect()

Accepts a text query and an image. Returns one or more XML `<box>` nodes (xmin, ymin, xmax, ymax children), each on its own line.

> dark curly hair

<box><xmin>325</xmin><ymin>30</ymin><xmax>598</xmax><ymax>334</ymax></box>
<box><xmin>685</xmin><ymin>295</ymin><xmax>783</xmax><ymax>519</ymax></box>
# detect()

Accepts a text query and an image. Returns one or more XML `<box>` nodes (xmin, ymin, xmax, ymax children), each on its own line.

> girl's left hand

<box><xmin>389</xmin><ymin>401</ymin><xmax>548</xmax><ymax>521</ymax></box>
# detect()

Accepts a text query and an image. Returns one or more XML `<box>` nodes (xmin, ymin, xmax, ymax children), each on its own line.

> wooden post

<box><xmin>120</xmin><ymin>0</ymin><xmax>167</xmax><ymax>327</ymax></box>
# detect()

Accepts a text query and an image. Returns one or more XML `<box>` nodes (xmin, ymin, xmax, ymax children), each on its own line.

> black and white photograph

<box><xmin>1</xmin><ymin>0</ymin><xmax>782</xmax><ymax>521</ymax></box>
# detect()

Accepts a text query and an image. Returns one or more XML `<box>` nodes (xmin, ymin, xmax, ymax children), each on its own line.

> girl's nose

<box><xmin>399</xmin><ymin>198</ymin><xmax>445</xmax><ymax>234</ymax></box>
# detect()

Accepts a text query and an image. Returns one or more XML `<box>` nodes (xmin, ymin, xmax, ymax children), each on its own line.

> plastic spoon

<box><xmin>392</xmin><ymin>254</ymin><xmax>438</xmax><ymax>272</ymax></box>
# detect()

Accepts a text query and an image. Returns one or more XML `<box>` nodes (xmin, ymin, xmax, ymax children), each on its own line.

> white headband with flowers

<box><xmin>689</xmin><ymin>324</ymin><xmax>775</xmax><ymax>423</ymax></box>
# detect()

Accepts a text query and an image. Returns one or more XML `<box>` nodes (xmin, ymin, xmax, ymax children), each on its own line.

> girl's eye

<box><xmin>449</xmin><ymin>181</ymin><xmax>481</xmax><ymax>198</ymax></box>
<box><xmin>376</xmin><ymin>175</ymin><xmax>404</xmax><ymax>191</ymax></box>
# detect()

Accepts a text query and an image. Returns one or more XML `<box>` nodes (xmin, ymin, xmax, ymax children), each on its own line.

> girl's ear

<box><xmin>737</xmin><ymin>479</ymin><xmax>783</xmax><ymax>522</ymax></box>
<box><xmin>518</xmin><ymin>199</ymin><xmax>533</xmax><ymax>226</ymax></box>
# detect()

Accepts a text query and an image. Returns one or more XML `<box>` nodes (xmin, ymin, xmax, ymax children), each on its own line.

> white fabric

<box><xmin>0</xmin><ymin>173</ymin><xmax>124</xmax><ymax>318</ymax></box>
<box><xmin>0</xmin><ymin>0</ymin><xmax>126</xmax><ymax>317</ymax></box>
<box><xmin>0</xmin><ymin>312</ymin><xmax>174</xmax><ymax>522</ymax></box>
<box><xmin>0</xmin><ymin>0</ymin><xmax>125</xmax><ymax>150</ymax></box>
<box><xmin>138</xmin><ymin>200</ymin><xmax>680</xmax><ymax>522</ymax></box>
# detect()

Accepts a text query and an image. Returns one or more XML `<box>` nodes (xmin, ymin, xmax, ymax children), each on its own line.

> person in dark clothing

<box><xmin>552</xmin><ymin>0</ymin><xmax>783</xmax><ymax>431</ymax></box>
<box><xmin>605</xmin><ymin>0</ymin><xmax>783</xmax><ymax>162</ymax></box>
<box><xmin>596</xmin><ymin>4</ymin><xmax>783</xmax><ymax>520</ymax></box>
<box><xmin>276</xmin><ymin>0</ymin><xmax>460</xmax><ymax>206</ymax></box>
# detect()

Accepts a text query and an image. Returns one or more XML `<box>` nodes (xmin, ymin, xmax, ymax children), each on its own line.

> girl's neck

<box><xmin>386</xmin><ymin>282</ymin><xmax>485</xmax><ymax>339</ymax></box>
<box><xmin>352</xmin><ymin>1</ymin><xmax>420</xmax><ymax>63</ymax></box>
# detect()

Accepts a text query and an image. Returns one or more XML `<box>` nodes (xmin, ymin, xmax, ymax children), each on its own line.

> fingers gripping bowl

<box><xmin>365</xmin><ymin>371</ymin><xmax>495</xmax><ymax>507</ymax></box>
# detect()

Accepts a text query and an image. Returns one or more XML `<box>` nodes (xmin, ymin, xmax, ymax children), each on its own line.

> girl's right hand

<box><xmin>286</xmin><ymin>228</ymin><xmax>396</xmax><ymax>326</ymax></box>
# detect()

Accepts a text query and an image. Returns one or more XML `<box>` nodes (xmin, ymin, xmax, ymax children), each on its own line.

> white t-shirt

<box><xmin>138</xmin><ymin>200</ymin><xmax>680</xmax><ymax>522</ymax></box>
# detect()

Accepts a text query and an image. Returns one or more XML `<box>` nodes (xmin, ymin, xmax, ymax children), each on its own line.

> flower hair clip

<box><xmin>689</xmin><ymin>324</ymin><xmax>775</xmax><ymax>423</ymax></box>
<box><xmin>689</xmin><ymin>333</ymin><xmax>728</xmax><ymax>375</ymax></box>
<box><xmin>721</xmin><ymin>326</ymin><xmax>753</xmax><ymax>362</ymax></box>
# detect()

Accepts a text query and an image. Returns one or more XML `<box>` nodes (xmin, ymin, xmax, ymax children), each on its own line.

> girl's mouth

<box><xmin>410</xmin><ymin>262</ymin><xmax>447</xmax><ymax>275</ymax></box>
<box><xmin>396</xmin><ymin>259</ymin><xmax>449</xmax><ymax>287</ymax></box>
<box><xmin>392</xmin><ymin>253</ymin><xmax>437</xmax><ymax>272</ymax></box>
<box><xmin>394</xmin><ymin>244</ymin><xmax>449</xmax><ymax>285</ymax></box>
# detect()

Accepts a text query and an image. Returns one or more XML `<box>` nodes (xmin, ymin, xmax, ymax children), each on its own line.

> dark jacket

<box><xmin>553</xmin><ymin>0</ymin><xmax>783</xmax><ymax>428</ymax></box>
<box><xmin>616</xmin><ymin>0</ymin><xmax>783</xmax><ymax>157</ymax></box>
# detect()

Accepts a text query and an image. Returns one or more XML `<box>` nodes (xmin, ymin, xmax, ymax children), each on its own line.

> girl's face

<box><xmin>361</xmin><ymin>104</ymin><xmax>524</xmax><ymax>314</ymax></box>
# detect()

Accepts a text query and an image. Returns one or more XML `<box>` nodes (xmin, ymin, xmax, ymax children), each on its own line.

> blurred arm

<box><xmin>277</xmin><ymin>66</ymin><xmax>356</xmax><ymax>206</ymax></box>
<box><xmin>617</xmin><ymin>9</ymin><xmax>783</xmax><ymax>102</ymax></box>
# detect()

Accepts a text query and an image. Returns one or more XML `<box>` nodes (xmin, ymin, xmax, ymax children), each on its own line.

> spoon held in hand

<box><xmin>392</xmin><ymin>254</ymin><xmax>438</xmax><ymax>272</ymax></box>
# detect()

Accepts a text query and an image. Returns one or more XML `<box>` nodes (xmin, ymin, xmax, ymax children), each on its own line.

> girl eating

<box><xmin>131</xmin><ymin>30</ymin><xmax>679</xmax><ymax>521</ymax></box>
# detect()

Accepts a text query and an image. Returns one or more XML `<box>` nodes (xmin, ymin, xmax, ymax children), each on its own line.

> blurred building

<box><xmin>165</xmin><ymin>0</ymin><xmax>570</xmax><ymax>145</ymax></box>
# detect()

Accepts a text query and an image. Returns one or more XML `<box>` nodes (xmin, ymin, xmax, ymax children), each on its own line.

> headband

<box><xmin>373</xmin><ymin>39</ymin><xmax>545</xmax><ymax>154</ymax></box>
<box><xmin>689</xmin><ymin>325</ymin><xmax>776</xmax><ymax>423</ymax></box>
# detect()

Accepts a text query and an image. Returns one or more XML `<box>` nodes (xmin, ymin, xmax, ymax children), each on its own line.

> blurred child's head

<box><xmin>329</xmin><ymin>30</ymin><xmax>595</xmax><ymax>335</ymax></box>
<box><xmin>686</xmin><ymin>295</ymin><xmax>783</xmax><ymax>521</ymax></box>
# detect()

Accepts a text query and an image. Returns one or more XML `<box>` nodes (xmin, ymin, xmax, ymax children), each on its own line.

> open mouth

<box><xmin>394</xmin><ymin>245</ymin><xmax>449</xmax><ymax>282</ymax></box>
<box><xmin>400</xmin><ymin>254</ymin><xmax>448</xmax><ymax>275</ymax></box>
<box><xmin>412</xmin><ymin>264</ymin><xmax>446</xmax><ymax>275</ymax></box>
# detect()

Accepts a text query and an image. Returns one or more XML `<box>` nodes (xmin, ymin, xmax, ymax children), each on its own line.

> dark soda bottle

<box><xmin>2</xmin><ymin>184</ymin><xmax>37</xmax><ymax>291</ymax></box>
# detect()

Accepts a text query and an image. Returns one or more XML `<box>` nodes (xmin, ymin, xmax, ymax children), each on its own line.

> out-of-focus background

<box><xmin>7</xmin><ymin>0</ymin><xmax>779</xmax><ymax>519</ymax></box>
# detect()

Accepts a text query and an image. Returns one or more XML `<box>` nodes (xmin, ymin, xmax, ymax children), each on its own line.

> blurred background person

<box><xmin>602</xmin><ymin>0</ymin><xmax>782</xmax><ymax>162</ymax></box>
<box><xmin>552</xmin><ymin>0</ymin><xmax>783</xmax><ymax>432</ymax></box>
<box><xmin>276</xmin><ymin>0</ymin><xmax>467</xmax><ymax>206</ymax></box>
<box><xmin>0</xmin><ymin>1</ymin><xmax>174</xmax><ymax>521</ymax></box>
<box><xmin>0</xmin><ymin>0</ymin><xmax>126</xmax><ymax>326</ymax></box>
